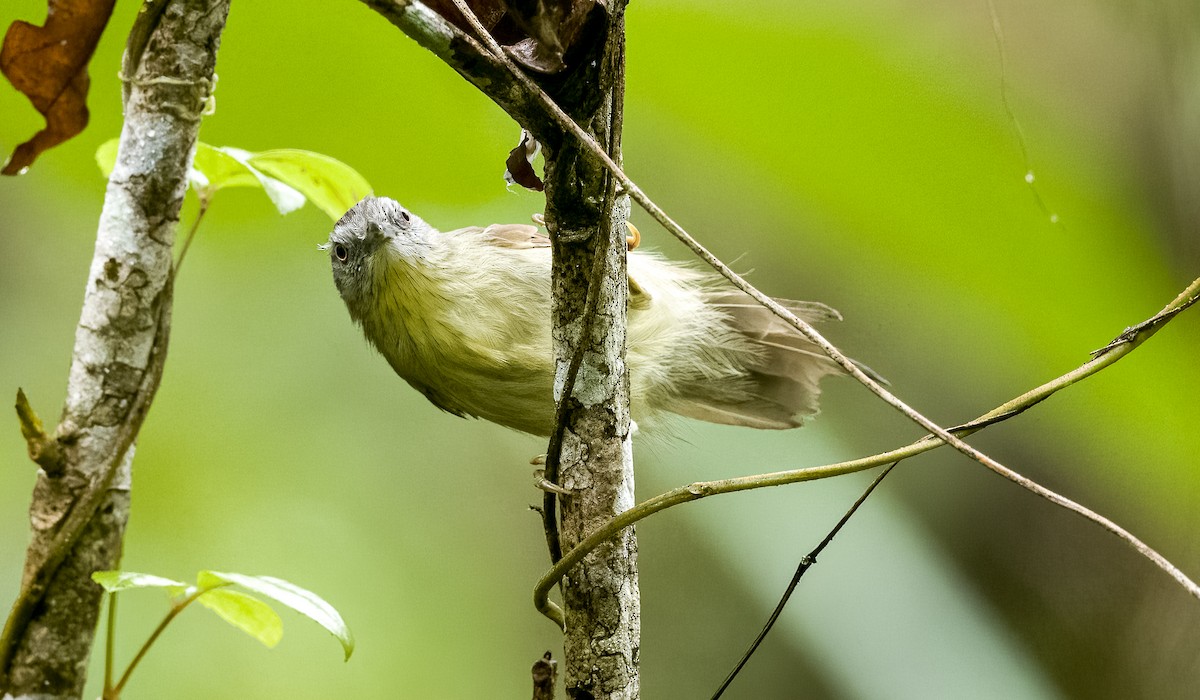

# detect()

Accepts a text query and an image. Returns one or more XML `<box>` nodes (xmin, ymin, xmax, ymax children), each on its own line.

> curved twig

<box><xmin>428</xmin><ymin>0</ymin><xmax>989</xmax><ymax>456</ymax></box>
<box><xmin>354</xmin><ymin>0</ymin><xmax>1200</xmax><ymax>626</ymax></box>
<box><xmin>535</xmin><ymin>278</ymin><xmax>1200</xmax><ymax>625</ymax></box>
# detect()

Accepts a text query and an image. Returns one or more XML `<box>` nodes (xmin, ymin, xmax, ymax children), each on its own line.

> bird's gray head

<box><xmin>325</xmin><ymin>196</ymin><xmax>433</xmax><ymax>317</ymax></box>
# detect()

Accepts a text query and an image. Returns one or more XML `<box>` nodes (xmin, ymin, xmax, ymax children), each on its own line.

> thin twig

<box><xmin>455</xmin><ymin>16</ymin><xmax>1200</xmax><ymax>616</ymax></box>
<box><xmin>987</xmin><ymin>0</ymin><xmax>1059</xmax><ymax>225</ymax></box>
<box><xmin>534</xmin><ymin>278</ymin><xmax>1200</xmax><ymax>625</ymax></box>
<box><xmin>366</xmin><ymin>1</ymin><xmax>1200</xmax><ymax>624</ymax></box>
<box><xmin>430</xmin><ymin>0</ymin><xmax>1034</xmax><ymax>545</ymax></box>
<box><xmin>174</xmin><ymin>199</ymin><xmax>210</xmax><ymax>272</ymax></box>
<box><xmin>14</xmin><ymin>388</ymin><xmax>63</xmax><ymax>475</ymax></box>
<box><xmin>711</xmin><ymin>463</ymin><xmax>898</xmax><ymax>700</ymax></box>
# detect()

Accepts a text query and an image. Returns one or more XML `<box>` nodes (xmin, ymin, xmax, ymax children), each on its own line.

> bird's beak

<box><xmin>363</xmin><ymin>222</ymin><xmax>388</xmax><ymax>249</ymax></box>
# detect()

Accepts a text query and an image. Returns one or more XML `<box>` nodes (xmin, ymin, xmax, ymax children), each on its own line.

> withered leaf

<box><xmin>504</xmin><ymin>129</ymin><xmax>543</xmax><ymax>191</ymax></box>
<box><xmin>1</xmin><ymin>0</ymin><xmax>117</xmax><ymax>175</ymax></box>
<box><xmin>425</xmin><ymin>0</ymin><xmax>600</xmax><ymax>75</ymax></box>
<box><xmin>531</xmin><ymin>651</ymin><xmax>557</xmax><ymax>700</ymax></box>
<box><xmin>502</xmin><ymin>0</ymin><xmax>596</xmax><ymax>74</ymax></box>
<box><xmin>422</xmin><ymin>0</ymin><xmax>509</xmax><ymax>36</ymax></box>
<box><xmin>505</xmin><ymin>36</ymin><xmax>566</xmax><ymax>75</ymax></box>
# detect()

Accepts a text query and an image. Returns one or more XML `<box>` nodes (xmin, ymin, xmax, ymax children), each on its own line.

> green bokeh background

<box><xmin>2</xmin><ymin>1</ymin><xmax>1198</xmax><ymax>698</ymax></box>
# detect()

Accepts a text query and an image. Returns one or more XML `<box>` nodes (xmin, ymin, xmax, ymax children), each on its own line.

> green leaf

<box><xmin>95</xmin><ymin>138</ymin><xmax>119</xmax><ymax>178</ymax></box>
<box><xmin>196</xmin><ymin>588</ymin><xmax>284</xmax><ymax>648</ymax></box>
<box><xmin>99</xmin><ymin>139</ymin><xmax>366</xmax><ymax>221</ymax></box>
<box><xmin>198</xmin><ymin>571</ymin><xmax>354</xmax><ymax>660</ymax></box>
<box><xmin>247</xmin><ymin>149</ymin><xmax>372</xmax><ymax>220</ymax></box>
<box><xmin>192</xmin><ymin>145</ymin><xmax>306</xmax><ymax>215</ymax></box>
<box><xmin>189</xmin><ymin>142</ymin><xmax>261</xmax><ymax>194</ymax></box>
<box><xmin>92</xmin><ymin>570</ymin><xmax>187</xmax><ymax>593</ymax></box>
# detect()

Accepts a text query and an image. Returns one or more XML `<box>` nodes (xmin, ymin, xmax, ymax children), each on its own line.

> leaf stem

<box><xmin>175</xmin><ymin>199</ymin><xmax>210</xmax><ymax>273</ymax></box>
<box><xmin>111</xmin><ymin>585</ymin><xmax>222</xmax><ymax>696</ymax></box>
<box><xmin>103</xmin><ymin>593</ymin><xmax>117</xmax><ymax>699</ymax></box>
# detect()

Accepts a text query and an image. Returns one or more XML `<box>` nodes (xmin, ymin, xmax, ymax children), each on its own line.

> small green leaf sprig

<box><xmin>92</xmin><ymin>569</ymin><xmax>353</xmax><ymax>699</ymax></box>
<box><xmin>97</xmin><ymin>139</ymin><xmax>372</xmax><ymax>219</ymax></box>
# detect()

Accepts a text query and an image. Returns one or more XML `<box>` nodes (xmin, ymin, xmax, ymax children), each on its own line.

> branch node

<box><xmin>15</xmin><ymin>388</ymin><xmax>64</xmax><ymax>477</ymax></box>
<box><xmin>1090</xmin><ymin>289</ymin><xmax>1199</xmax><ymax>357</ymax></box>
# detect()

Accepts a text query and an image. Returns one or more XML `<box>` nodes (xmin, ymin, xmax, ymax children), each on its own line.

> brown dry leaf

<box><xmin>1</xmin><ymin>0</ymin><xmax>117</xmax><ymax>175</ymax></box>
<box><xmin>502</xmin><ymin>0</ymin><xmax>596</xmax><ymax>74</ymax></box>
<box><xmin>425</xmin><ymin>0</ymin><xmax>600</xmax><ymax>75</ymax></box>
<box><xmin>531</xmin><ymin>651</ymin><xmax>557</xmax><ymax>700</ymax></box>
<box><xmin>504</xmin><ymin>129</ymin><xmax>543</xmax><ymax>191</ymax></box>
<box><xmin>422</xmin><ymin>0</ymin><xmax>509</xmax><ymax>36</ymax></box>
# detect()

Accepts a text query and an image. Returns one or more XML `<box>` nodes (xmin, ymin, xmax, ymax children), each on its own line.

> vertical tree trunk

<box><xmin>542</xmin><ymin>5</ymin><xmax>638</xmax><ymax>698</ymax></box>
<box><xmin>352</xmin><ymin>2</ymin><xmax>639</xmax><ymax>696</ymax></box>
<box><xmin>0</xmin><ymin>1</ymin><xmax>229</xmax><ymax>696</ymax></box>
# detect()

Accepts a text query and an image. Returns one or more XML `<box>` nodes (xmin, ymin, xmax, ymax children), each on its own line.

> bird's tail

<box><xmin>667</xmin><ymin>291</ymin><xmax>861</xmax><ymax>430</ymax></box>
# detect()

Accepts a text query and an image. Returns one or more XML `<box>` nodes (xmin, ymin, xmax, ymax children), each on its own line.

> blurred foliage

<box><xmin>2</xmin><ymin>0</ymin><xmax>1198</xmax><ymax>698</ymax></box>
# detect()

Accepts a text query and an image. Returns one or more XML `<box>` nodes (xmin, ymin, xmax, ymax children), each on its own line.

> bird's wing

<box><xmin>664</xmin><ymin>291</ymin><xmax>857</xmax><ymax>430</ymax></box>
<box><xmin>466</xmin><ymin>223</ymin><xmax>660</xmax><ymax>309</ymax></box>
<box><xmin>476</xmin><ymin>223</ymin><xmax>551</xmax><ymax>249</ymax></box>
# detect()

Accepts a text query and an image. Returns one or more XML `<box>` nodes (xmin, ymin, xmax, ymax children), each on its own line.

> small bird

<box><xmin>327</xmin><ymin>196</ymin><xmax>856</xmax><ymax>437</ymax></box>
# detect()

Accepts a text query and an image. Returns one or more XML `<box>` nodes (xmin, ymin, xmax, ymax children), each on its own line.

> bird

<box><xmin>326</xmin><ymin>196</ymin><xmax>861</xmax><ymax>437</ymax></box>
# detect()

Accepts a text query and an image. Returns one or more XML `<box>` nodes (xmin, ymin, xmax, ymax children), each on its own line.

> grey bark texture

<box><xmin>356</xmin><ymin>2</ymin><xmax>639</xmax><ymax>698</ymax></box>
<box><xmin>542</xmin><ymin>7</ymin><xmax>639</xmax><ymax>697</ymax></box>
<box><xmin>0</xmin><ymin>1</ymin><xmax>230</xmax><ymax>697</ymax></box>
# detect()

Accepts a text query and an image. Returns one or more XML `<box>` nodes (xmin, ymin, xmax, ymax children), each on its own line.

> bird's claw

<box><xmin>625</xmin><ymin>222</ymin><xmax>641</xmax><ymax>251</ymax></box>
<box><xmin>533</xmin><ymin>469</ymin><xmax>573</xmax><ymax>496</ymax></box>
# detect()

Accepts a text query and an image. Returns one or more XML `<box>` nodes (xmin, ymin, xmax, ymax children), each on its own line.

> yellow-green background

<box><xmin>2</xmin><ymin>1</ymin><xmax>1198</xmax><ymax>698</ymax></box>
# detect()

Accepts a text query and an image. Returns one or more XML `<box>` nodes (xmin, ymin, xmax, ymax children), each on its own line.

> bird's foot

<box><xmin>625</xmin><ymin>222</ymin><xmax>641</xmax><ymax>251</ymax></box>
<box><xmin>533</xmin><ymin>469</ymin><xmax>573</xmax><ymax>496</ymax></box>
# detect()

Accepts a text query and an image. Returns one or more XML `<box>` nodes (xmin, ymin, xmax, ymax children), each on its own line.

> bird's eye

<box><xmin>334</xmin><ymin>244</ymin><xmax>348</xmax><ymax>262</ymax></box>
<box><xmin>400</xmin><ymin>210</ymin><xmax>410</xmax><ymax>222</ymax></box>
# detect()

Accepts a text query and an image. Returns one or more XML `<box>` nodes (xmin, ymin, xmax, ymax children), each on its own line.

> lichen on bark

<box><xmin>0</xmin><ymin>2</ymin><xmax>231</xmax><ymax>697</ymax></box>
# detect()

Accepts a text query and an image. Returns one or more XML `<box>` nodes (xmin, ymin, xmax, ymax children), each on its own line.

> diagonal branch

<box><xmin>358</xmin><ymin>0</ymin><xmax>559</xmax><ymax>139</ymax></box>
<box><xmin>533</xmin><ymin>277</ymin><xmax>1200</xmax><ymax>626</ymax></box>
<box><xmin>418</xmin><ymin>0</ymin><xmax>1011</xmax><ymax>469</ymax></box>
<box><xmin>358</xmin><ymin>1</ymin><xmax>1033</xmax><ymax>551</ymax></box>
<box><xmin>355</xmin><ymin>0</ymin><xmax>1200</xmax><ymax>629</ymax></box>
